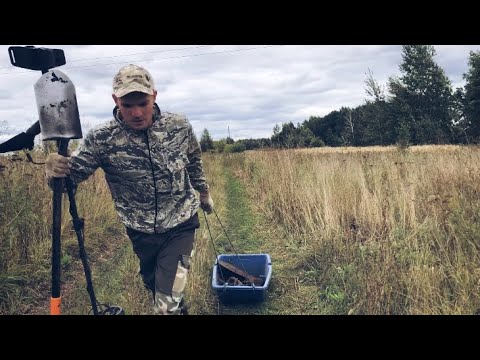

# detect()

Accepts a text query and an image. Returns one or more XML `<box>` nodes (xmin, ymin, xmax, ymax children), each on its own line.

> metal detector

<box><xmin>6</xmin><ymin>46</ymin><xmax>124</xmax><ymax>315</ymax></box>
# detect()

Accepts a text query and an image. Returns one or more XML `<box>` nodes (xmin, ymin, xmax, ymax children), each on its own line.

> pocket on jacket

<box><xmin>167</xmin><ymin>158</ymin><xmax>186</xmax><ymax>194</ymax></box>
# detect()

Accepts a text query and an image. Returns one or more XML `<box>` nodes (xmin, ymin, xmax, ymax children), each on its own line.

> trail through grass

<box><xmin>209</xmin><ymin>158</ymin><xmax>328</xmax><ymax>315</ymax></box>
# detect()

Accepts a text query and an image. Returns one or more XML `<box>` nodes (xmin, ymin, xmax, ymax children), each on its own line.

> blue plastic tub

<box><xmin>212</xmin><ymin>253</ymin><xmax>272</xmax><ymax>304</ymax></box>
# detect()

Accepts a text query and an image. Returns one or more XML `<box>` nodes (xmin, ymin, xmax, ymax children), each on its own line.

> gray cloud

<box><xmin>0</xmin><ymin>45</ymin><xmax>479</xmax><ymax>143</ymax></box>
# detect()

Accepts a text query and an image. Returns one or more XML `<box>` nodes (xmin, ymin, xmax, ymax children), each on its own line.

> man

<box><xmin>45</xmin><ymin>64</ymin><xmax>214</xmax><ymax>315</ymax></box>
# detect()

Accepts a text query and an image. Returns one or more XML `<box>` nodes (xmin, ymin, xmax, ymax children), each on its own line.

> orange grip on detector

<box><xmin>50</xmin><ymin>297</ymin><xmax>61</xmax><ymax>315</ymax></box>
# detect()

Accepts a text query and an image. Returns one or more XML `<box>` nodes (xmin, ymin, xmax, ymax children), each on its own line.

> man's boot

<box><xmin>179</xmin><ymin>298</ymin><xmax>188</xmax><ymax>315</ymax></box>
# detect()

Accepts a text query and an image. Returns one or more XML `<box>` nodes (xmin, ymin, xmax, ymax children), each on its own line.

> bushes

<box><xmin>224</xmin><ymin>142</ymin><xmax>246</xmax><ymax>153</ymax></box>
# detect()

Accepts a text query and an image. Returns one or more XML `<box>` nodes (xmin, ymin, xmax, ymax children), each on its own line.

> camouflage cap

<box><xmin>112</xmin><ymin>64</ymin><xmax>155</xmax><ymax>97</ymax></box>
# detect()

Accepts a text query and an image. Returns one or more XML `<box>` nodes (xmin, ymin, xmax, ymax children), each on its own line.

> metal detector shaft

<box><xmin>64</xmin><ymin>177</ymin><xmax>99</xmax><ymax>315</ymax></box>
<box><xmin>50</xmin><ymin>139</ymin><xmax>69</xmax><ymax>315</ymax></box>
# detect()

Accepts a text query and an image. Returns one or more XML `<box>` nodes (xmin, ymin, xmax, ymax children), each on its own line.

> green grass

<box><xmin>212</xmin><ymin>168</ymin><xmax>270</xmax><ymax>314</ymax></box>
<box><xmin>219</xmin><ymin>171</ymin><xmax>258</xmax><ymax>253</ymax></box>
<box><xmin>61</xmin><ymin>234</ymin><xmax>151</xmax><ymax>315</ymax></box>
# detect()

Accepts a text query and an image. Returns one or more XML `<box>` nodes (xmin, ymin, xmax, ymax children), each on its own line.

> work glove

<box><xmin>199</xmin><ymin>191</ymin><xmax>214</xmax><ymax>214</ymax></box>
<box><xmin>45</xmin><ymin>152</ymin><xmax>71</xmax><ymax>181</ymax></box>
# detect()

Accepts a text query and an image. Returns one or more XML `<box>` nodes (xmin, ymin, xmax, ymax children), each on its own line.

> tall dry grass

<box><xmin>185</xmin><ymin>153</ymin><xmax>228</xmax><ymax>314</ymax></box>
<box><xmin>0</xmin><ymin>152</ymin><xmax>128</xmax><ymax>314</ymax></box>
<box><xmin>0</xmin><ymin>154</ymin><xmax>53</xmax><ymax>313</ymax></box>
<box><xmin>0</xmin><ymin>150</ymin><xmax>226</xmax><ymax>314</ymax></box>
<box><xmin>3</xmin><ymin>144</ymin><xmax>480</xmax><ymax>315</ymax></box>
<box><xmin>234</xmin><ymin>145</ymin><xmax>480</xmax><ymax>314</ymax></box>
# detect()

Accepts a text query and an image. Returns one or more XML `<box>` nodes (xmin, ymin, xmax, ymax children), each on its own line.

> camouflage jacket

<box><xmin>69</xmin><ymin>104</ymin><xmax>209</xmax><ymax>234</ymax></box>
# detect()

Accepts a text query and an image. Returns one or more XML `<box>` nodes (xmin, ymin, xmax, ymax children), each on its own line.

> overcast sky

<box><xmin>0</xmin><ymin>45</ymin><xmax>479</xmax><ymax>144</ymax></box>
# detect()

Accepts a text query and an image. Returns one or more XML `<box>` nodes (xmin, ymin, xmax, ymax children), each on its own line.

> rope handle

<box><xmin>202</xmin><ymin>209</ymin><xmax>254</xmax><ymax>287</ymax></box>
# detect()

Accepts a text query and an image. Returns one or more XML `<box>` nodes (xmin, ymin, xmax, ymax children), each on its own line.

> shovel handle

<box><xmin>50</xmin><ymin>139</ymin><xmax>69</xmax><ymax>315</ymax></box>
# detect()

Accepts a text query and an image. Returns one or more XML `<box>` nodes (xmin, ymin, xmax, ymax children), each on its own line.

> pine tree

<box><xmin>200</xmin><ymin>128</ymin><xmax>213</xmax><ymax>152</ymax></box>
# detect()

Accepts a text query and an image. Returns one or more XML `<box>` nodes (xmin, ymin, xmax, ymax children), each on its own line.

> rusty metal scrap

<box><xmin>218</xmin><ymin>260</ymin><xmax>265</xmax><ymax>286</ymax></box>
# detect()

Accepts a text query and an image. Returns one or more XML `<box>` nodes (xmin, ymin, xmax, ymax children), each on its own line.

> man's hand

<box><xmin>199</xmin><ymin>191</ymin><xmax>214</xmax><ymax>214</ymax></box>
<box><xmin>45</xmin><ymin>153</ymin><xmax>71</xmax><ymax>180</ymax></box>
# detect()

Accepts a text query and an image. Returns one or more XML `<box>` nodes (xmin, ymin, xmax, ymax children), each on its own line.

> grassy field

<box><xmin>1</xmin><ymin>144</ymin><xmax>480</xmax><ymax>315</ymax></box>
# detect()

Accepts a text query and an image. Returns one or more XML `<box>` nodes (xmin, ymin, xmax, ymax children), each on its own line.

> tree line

<box><xmin>200</xmin><ymin>45</ymin><xmax>480</xmax><ymax>152</ymax></box>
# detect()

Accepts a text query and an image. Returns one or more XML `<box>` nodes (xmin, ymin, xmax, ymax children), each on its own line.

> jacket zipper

<box><xmin>145</xmin><ymin>131</ymin><xmax>158</xmax><ymax>233</ymax></box>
